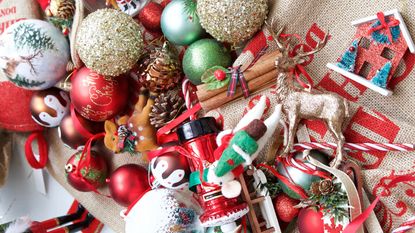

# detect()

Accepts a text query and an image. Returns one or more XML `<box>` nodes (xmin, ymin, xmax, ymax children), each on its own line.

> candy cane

<box><xmin>182</xmin><ymin>78</ymin><xmax>195</xmax><ymax>120</ymax></box>
<box><xmin>392</xmin><ymin>216</ymin><xmax>415</xmax><ymax>233</ymax></box>
<box><xmin>292</xmin><ymin>142</ymin><xmax>415</xmax><ymax>152</ymax></box>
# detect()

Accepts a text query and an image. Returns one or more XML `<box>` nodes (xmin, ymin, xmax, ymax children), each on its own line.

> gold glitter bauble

<box><xmin>197</xmin><ymin>0</ymin><xmax>268</xmax><ymax>44</ymax></box>
<box><xmin>76</xmin><ymin>9</ymin><xmax>144</xmax><ymax>76</ymax></box>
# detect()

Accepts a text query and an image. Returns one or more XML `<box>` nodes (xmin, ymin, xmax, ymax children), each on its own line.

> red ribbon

<box><xmin>257</xmin><ymin>163</ymin><xmax>308</xmax><ymax>199</ymax></box>
<box><xmin>279</xmin><ymin>33</ymin><xmax>315</xmax><ymax>89</ymax></box>
<box><xmin>343</xmin><ymin>196</ymin><xmax>380</xmax><ymax>233</ymax></box>
<box><xmin>25</xmin><ymin>131</ymin><xmax>48</xmax><ymax>169</ymax></box>
<box><xmin>227</xmin><ymin>66</ymin><xmax>250</xmax><ymax>98</ymax></box>
<box><xmin>156</xmin><ymin>103</ymin><xmax>202</xmax><ymax>139</ymax></box>
<box><xmin>368</xmin><ymin>12</ymin><xmax>400</xmax><ymax>44</ymax></box>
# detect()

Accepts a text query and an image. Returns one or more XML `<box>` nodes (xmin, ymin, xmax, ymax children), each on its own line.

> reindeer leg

<box><xmin>326</xmin><ymin>120</ymin><xmax>345</xmax><ymax>168</ymax></box>
<box><xmin>282</xmin><ymin>114</ymin><xmax>299</xmax><ymax>155</ymax></box>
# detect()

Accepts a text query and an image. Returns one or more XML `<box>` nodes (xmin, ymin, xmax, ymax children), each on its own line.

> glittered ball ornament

<box><xmin>30</xmin><ymin>87</ymin><xmax>70</xmax><ymax>127</ymax></box>
<box><xmin>124</xmin><ymin>189</ymin><xmax>203</xmax><ymax>233</ymax></box>
<box><xmin>0</xmin><ymin>19</ymin><xmax>69</xmax><ymax>90</ymax></box>
<box><xmin>160</xmin><ymin>0</ymin><xmax>205</xmax><ymax>45</ymax></box>
<box><xmin>138</xmin><ymin>2</ymin><xmax>163</xmax><ymax>32</ymax></box>
<box><xmin>183</xmin><ymin>39</ymin><xmax>232</xmax><ymax>85</ymax></box>
<box><xmin>58</xmin><ymin>111</ymin><xmax>104</xmax><ymax>150</ymax></box>
<box><xmin>197</xmin><ymin>0</ymin><xmax>268</xmax><ymax>44</ymax></box>
<box><xmin>70</xmin><ymin>67</ymin><xmax>129</xmax><ymax>122</ymax></box>
<box><xmin>150</xmin><ymin>150</ymin><xmax>191</xmax><ymax>189</ymax></box>
<box><xmin>277</xmin><ymin>150</ymin><xmax>330</xmax><ymax>200</ymax></box>
<box><xmin>107</xmin><ymin>164</ymin><xmax>150</xmax><ymax>207</ymax></box>
<box><xmin>76</xmin><ymin>9</ymin><xmax>144</xmax><ymax>76</ymax></box>
<box><xmin>65</xmin><ymin>151</ymin><xmax>108</xmax><ymax>192</ymax></box>
<box><xmin>297</xmin><ymin>207</ymin><xmax>325</xmax><ymax>233</ymax></box>
<box><xmin>274</xmin><ymin>193</ymin><xmax>300</xmax><ymax>222</ymax></box>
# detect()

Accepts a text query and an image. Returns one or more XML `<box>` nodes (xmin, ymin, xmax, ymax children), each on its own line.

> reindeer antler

<box><xmin>265</xmin><ymin>20</ymin><xmax>286</xmax><ymax>51</ymax></box>
<box><xmin>296</xmin><ymin>32</ymin><xmax>329</xmax><ymax>57</ymax></box>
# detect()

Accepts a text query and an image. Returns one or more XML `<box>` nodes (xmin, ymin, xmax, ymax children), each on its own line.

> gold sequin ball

<box><xmin>197</xmin><ymin>0</ymin><xmax>268</xmax><ymax>44</ymax></box>
<box><xmin>76</xmin><ymin>9</ymin><xmax>144</xmax><ymax>76</ymax></box>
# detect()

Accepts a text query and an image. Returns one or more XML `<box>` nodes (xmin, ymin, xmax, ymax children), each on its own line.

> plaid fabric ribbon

<box><xmin>227</xmin><ymin>66</ymin><xmax>250</xmax><ymax>98</ymax></box>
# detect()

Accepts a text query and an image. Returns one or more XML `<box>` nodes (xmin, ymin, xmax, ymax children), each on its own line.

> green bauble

<box><xmin>183</xmin><ymin>39</ymin><xmax>232</xmax><ymax>85</ymax></box>
<box><xmin>277</xmin><ymin>150</ymin><xmax>330</xmax><ymax>200</ymax></box>
<box><xmin>160</xmin><ymin>0</ymin><xmax>205</xmax><ymax>45</ymax></box>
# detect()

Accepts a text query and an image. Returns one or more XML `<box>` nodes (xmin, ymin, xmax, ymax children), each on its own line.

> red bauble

<box><xmin>138</xmin><ymin>2</ymin><xmax>163</xmax><ymax>32</ymax></box>
<box><xmin>65</xmin><ymin>151</ymin><xmax>108</xmax><ymax>192</ymax></box>
<box><xmin>274</xmin><ymin>193</ymin><xmax>300</xmax><ymax>222</ymax></box>
<box><xmin>107</xmin><ymin>164</ymin><xmax>150</xmax><ymax>207</ymax></box>
<box><xmin>58</xmin><ymin>111</ymin><xmax>104</xmax><ymax>149</ymax></box>
<box><xmin>70</xmin><ymin>67</ymin><xmax>129</xmax><ymax>122</ymax></box>
<box><xmin>160</xmin><ymin>0</ymin><xmax>171</xmax><ymax>9</ymax></box>
<box><xmin>297</xmin><ymin>207</ymin><xmax>325</xmax><ymax>233</ymax></box>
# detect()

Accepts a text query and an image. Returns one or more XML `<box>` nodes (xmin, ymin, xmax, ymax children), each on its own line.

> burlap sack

<box><xmin>41</xmin><ymin>0</ymin><xmax>415</xmax><ymax>232</ymax></box>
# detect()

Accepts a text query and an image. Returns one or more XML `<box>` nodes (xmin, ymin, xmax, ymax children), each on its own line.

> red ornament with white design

<box><xmin>70</xmin><ymin>67</ymin><xmax>129</xmax><ymax>122</ymax></box>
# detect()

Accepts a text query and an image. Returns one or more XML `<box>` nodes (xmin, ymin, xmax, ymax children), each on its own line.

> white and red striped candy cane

<box><xmin>392</xmin><ymin>216</ymin><xmax>415</xmax><ymax>233</ymax></box>
<box><xmin>292</xmin><ymin>142</ymin><xmax>415</xmax><ymax>152</ymax></box>
<box><xmin>182</xmin><ymin>78</ymin><xmax>196</xmax><ymax>120</ymax></box>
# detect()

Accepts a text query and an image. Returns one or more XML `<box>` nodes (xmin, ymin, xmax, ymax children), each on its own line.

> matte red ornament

<box><xmin>58</xmin><ymin>111</ymin><xmax>104</xmax><ymax>149</ymax></box>
<box><xmin>274</xmin><ymin>193</ymin><xmax>300</xmax><ymax>222</ymax></box>
<box><xmin>65</xmin><ymin>151</ymin><xmax>108</xmax><ymax>192</ymax></box>
<box><xmin>107</xmin><ymin>164</ymin><xmax>150</xmax><ymax>207</ymax></box>
<box><xmin>70</xmin><ymin>67</ymin><xmax>129</xmax><ymax>122</ymax></box>
<box><xmin>138</xmin><ymin>2</ymin><xmax>163</xmax><ymax>32</ymax></box>
<box><xmin>297</xmin><ymin>207</ymin><xmax>325</xmax><ymax>233</ymax></box>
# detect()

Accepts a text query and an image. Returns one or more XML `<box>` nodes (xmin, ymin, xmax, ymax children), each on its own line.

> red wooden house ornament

<box><xmin>327</xmin><ymin>9</ymin><xmax>415</xmax><ymax>96</ymax></box>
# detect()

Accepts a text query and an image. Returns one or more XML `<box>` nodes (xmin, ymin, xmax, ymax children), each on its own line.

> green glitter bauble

<box><xmin>76</xmin><ymin>9</ymin><xmax>144</xmax><ymax>76</ymax></box>
<box><xmin>197</xmin><ymin>0</ymin><xmax>268</xmax><ymax>44</ymax></box>
<box><xmin>277</xmin><ymin>150</ymin><xmax>330</xmax><ymax>200</ymax></box>
<box><xmin>182</xmin><ymin>39</ymin><xmax>232</xmax><ymax>85</ymax></box>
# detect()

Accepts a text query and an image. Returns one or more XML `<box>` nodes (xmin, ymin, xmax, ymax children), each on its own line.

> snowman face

<box><xmin>116</xmin><ymin>0</ymin><xmax>150</xmax><ymax>17</ymax></box>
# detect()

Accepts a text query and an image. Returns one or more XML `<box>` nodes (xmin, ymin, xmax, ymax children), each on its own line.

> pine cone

<box><xmin>310</xmin><ymin>181</ymin><xmax>321</xmax><ymax>196</ymax></box>
<box><xmin>49</xmin><ymin>0</ymin><xmax>76</xmax><ymax>19</ymax></box>
<box><xmin>149</xmin><ymin>92</ymin><xmax>185</xmax><ymax>129</ymax></box>
<box><xmin>136</xmin><ymin>42</ymin><xmax>182</xmax><ymax>93</ymax></box>
<box><xmin>318</xmin><ymin>179</ymin><xmax>335</xmax><ymax>195</ymax></box>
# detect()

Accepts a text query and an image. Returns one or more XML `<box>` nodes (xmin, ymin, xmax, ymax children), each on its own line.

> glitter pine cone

<box><xmin>197</xmin><ymin>0</ymin><xmax>268</xmax><ymax>44</ymax></box>
<box><xmin>136</xmin><ymin>42</ymin><xmax>182</xmax><ymax>93</ymax></box>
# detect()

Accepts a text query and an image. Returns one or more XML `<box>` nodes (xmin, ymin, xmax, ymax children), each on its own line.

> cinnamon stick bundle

<box><xmin>196</xmin><ymin>50</ymin><xmax>281</xmax><ymax>111</ymax></box>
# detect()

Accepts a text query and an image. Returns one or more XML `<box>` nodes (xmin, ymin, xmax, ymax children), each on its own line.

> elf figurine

<box><xmin>206</xmin><ymin>96</ymin><xmax>282</xmax><ymax>194</ymax></box>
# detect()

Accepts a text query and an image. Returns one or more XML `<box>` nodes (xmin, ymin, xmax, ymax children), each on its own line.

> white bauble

<box><xmin>0</xmin><ymin>20</ymin><xmax>69</xmax><ymax>90</ymax></box>
<box><xmin>124</xmin><ymin>189</ymin><xmax>204</xmax><ymax>233</ymax></box>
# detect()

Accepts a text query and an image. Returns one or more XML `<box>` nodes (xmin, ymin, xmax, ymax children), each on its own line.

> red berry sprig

<box><xmin>214</xmin><ymin>69</ymin><xmax>227</xmax><ymax>81</ymax></box>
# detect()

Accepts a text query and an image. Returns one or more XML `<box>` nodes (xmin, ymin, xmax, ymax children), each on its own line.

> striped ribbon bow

<box><xmin>227</xmin><ymin>66</ymin><xmax>250</xmax><ymax>98</ymax></box>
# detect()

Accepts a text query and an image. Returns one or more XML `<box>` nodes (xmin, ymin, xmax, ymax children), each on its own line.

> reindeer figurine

<box><xmin>271</xmin><ymin>27</ymin><xmax>349</xmax><ymax>168</ymax></box>
<box><xmin>104</xmin><ymin>88</ymin><xmax>158</xmax><ymax>154</ymax></box>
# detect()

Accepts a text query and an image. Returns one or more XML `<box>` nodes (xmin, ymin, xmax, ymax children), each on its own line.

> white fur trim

<box><xmin>232</xmin><ymin>144</ymin><xmax>252</xmax><ymax>165</ymax></box>
<box><xmin>234</xmin><ymin>96</ymin><xmax>266</xmax><ymax>132</ymax></box>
